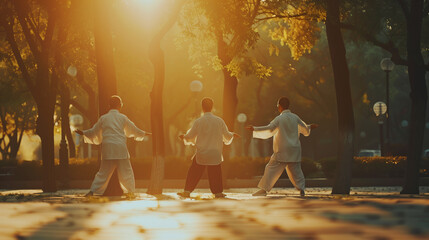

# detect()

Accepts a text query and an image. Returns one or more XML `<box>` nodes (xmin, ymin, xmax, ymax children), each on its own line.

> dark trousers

<box><xmin>184</xmin><ymin>157</ymin><xmax>223</xmax><ymax>194</ymax></box>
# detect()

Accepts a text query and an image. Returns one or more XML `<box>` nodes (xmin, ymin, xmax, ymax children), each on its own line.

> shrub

<box><xmin>301</xmin><ymin>157</ymin><xmax>320</xmax><ymax>177</ymax></box>
<box><xmin>4</xmin><ymin>156</ymin><xmax>323</xmax><ymax>180</ymax></box>
<box><xmin>320</xmin><ymin>157</ymin><xmax>337</xmax><ymax>178</ymax></box>
<box><xmin>320</xmin><ymin>156</ymin><xmax>429</xmax><ymax>178</ymax></box>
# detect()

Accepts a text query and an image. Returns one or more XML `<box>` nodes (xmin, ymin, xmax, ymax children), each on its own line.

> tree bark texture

<box><xmin>216</xmin><ymin>34</ymin><xmax>238</xmax><ymax>188</ymax></box>
<box><xmin>93</xmin><ymin>0</ymin><xmax>122</xmax><ymax>196</ymax></box>
<box><xmin>401</xmin><ymin>0</ymin><xmax>426</xmax><ymax>194</ymax></box>
<box><xmin>147</xmin><ymin>0</ymin><xmax>186</xmax><ymax>195</ymax></box>
<box><xmin>325</xmin><ymin>0</ymin><xmax>355</xmax><ymax>194</ymax></box>
<box><xmin>13</xmin><ymin>2</ymin><xmax>58</xmax><ymax>192</ymax></box>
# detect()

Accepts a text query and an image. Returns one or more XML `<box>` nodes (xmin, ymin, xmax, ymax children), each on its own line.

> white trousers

<box><xmin>258</xmin><ymin>158</ymin><xmax>305</xmax><ymax>192</ymax></box>
<box><xmin>90</xmin><ymin>159</ymin><xmax>135</xmax><ymax>195</ymax></box>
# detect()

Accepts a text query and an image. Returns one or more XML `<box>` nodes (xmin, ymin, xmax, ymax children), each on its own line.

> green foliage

<box><xmin>177</xmin><ymin>0</ymin><xmax>272</xmax><ymax>79</ymax></box>
<box><xmin>320</xmin><ymin>156</ymin><xmax>429</xmax><ymax>178</ymax></box>
<box><xmin>261</xmin><ymin>0</ymin><xmax>326</xmax><ymax>60</ymax></box>
<box><xmin>0</xmin><ymin>58</ymin><xmax>37</xmax><ymax>161</ymax></box>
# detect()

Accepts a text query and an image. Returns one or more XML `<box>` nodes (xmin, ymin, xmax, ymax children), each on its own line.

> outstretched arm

<box><xmin>124</xmin><ymin>117</ymin><xmax>150</xmax><ymax>141</ymax></box>
<box><xmin>181</xmin><ymin>120</ymin><xmax>199</xmax><ymax>146</ymax></box>
<box><xmin>222</xmin><ymin>121</ymin><xmax>236</xmax><ymax>145</ymax></box>
<box><xmin>77</xmin><ymin>120</ymin><xmax>102</xmax><ymax>145</ymax></box>
<box><xmin>248</xmin><ymin>118</ymin><xmax>279</xmax><ymax>139</ymax></box>
<box><xmin>298</xmin><ymin>119</ymin><xmax>318</xmax><ymax>137</ymax></box>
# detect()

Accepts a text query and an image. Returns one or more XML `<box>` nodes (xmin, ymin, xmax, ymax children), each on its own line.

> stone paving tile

<box><xmin>0</xmin><ymin>187</ymin><xmax>429</xmax><ymax>240</ymax></box>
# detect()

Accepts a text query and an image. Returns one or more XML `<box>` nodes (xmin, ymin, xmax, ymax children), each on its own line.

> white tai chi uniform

<box><xmin>253</xmin><ymin>110</ymin><xmax>311</xmax><ymax>192</ymax></box>
<box><xmin>82</xmin><ymin>109</ymin><xmax>146</xmax><ymax>194</ymax></box>
<box><xmin>183</xmin><ymin>112</ymin><xmax>234</xmax><ymax>165</ymax></box>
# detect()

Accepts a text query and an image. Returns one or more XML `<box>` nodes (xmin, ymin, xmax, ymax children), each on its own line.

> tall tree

<box><xmin>398</xmin><ymin>0</ymin><xmax>427</xmax><ymax>194</ymax></box>
<box><xmin>325</xmin><ymin>0</ymin><xmax>355</xmax><ymax>194</ymax></box>
<box><xmin>0</xmin><ymin>73</ymin><xmax>36</xmax><ymax>161</ymax></box>
<box><xmin>93</xmin><ymin>0</ymin><xmax>122</xmax><ymax>196</ymax></box>
<box><xmin>341</xmin><ymin>0</ymin><xmax>429</xmax><ymax>194</ymax></box>
<box><xmin>147</xmin><ymin>0</ymin><xmax>186</xmax><ymax>195</ymax></box>
<box><xmin>0</xmin><ymin>0</ymin><xmax>64</xmax><ymax>192</ymax></box>
<box><xmin>257</xmin><ymin>0</ymin><xmax>355</xmax><ymax>193</ymax></box>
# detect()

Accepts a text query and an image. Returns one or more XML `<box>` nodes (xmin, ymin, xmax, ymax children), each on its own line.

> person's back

<box><xmin>98</xmin><ymin>110</ymin><xmax>130</xmax><ymax>160</ymax></box>
<box><xmin>100</xmin><ymin>110</ymin><xmax>128</xmax><ymax>142</ymax></box>
<box><xmin>274</xmin><ymin>111</ymin><xmax>310</xmax><ymax>149</ymax></box>
<box><xmin>178</xmin><ymin>97</ymin><xmax>239</xmax><ymax>198</ymax></box>
<box><xmin>247</xmin><ymin>96</ymin><xmax>317</xmax><ymax>197</ymax></box>
<box><xmin>75</xmin><ymin>95</ymin><xmax>151</xmax><ymax>196</ymax></box>
<box><xmin>194</xmin><ymin>113</ymin><xmax>230</xmax><ymax>163</ymax></box>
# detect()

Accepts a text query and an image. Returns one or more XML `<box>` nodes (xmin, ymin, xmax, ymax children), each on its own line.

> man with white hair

<box><xmin>75</xmin><ymin>95</ymin><xmax>151</xmax><ymax>196</ymax></box>
<box><xmin>247</xmin><ymin>96</ymin><xmax>318</xmax><ymax>197</ymax></box>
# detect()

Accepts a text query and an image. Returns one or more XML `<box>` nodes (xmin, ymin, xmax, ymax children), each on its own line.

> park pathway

<box><xmin>0</xmin><ymin>187</ymin><xmax>429</xmax><ymax>240</ymax></box>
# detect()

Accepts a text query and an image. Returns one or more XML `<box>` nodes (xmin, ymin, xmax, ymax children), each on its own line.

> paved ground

<box><xmin>1</xmin><ymin>187</ymin><xmax>429</xmax><ymax>240</ymax></box>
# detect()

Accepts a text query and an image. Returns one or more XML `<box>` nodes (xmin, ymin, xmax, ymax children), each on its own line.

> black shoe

<box><xmin>214</xmin><ymin>193</ymin><xmax>226</xmax><ymax>198</ymax></box>
<box><xmin>177</xmin><ymin>191</ymin><xmax>191</xmax><ymax>198</ymax></box>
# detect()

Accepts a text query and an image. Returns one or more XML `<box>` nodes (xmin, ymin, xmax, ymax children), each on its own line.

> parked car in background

<box><xmin>423</xmin><ymin>149</ymin><xmax>429</xmax><ymax>158</ymax></box>
<box><xmin>357</xmin><ymin>149</ymin><xmax>381</xmax><ymax>157</ymax></box>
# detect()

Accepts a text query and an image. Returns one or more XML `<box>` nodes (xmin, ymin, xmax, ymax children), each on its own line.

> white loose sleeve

<box><xmin>124</xmin><ymin>117</ymin><xmax>146</xmax><ymax>141</ymax></box>
<box><xmin>83</xmin><ymin>119</ymin><xmax>102</xmax><ymax>145</ymax></box>
<box><xmin>298</xmin><ymin>118</ymin><xmax>311</xmax><ymax>137</ymax></box>
<box><xmin>222</xmin><ymin>120</ymin><xmax>234</xmax><ymax>145</ymax></box>
<box><xmin>183</xmin><ymin>120</ymin><xmax>199</xmax><ymax>146</ymax></box>
<box><xmin>253</xmin><ymin>117</ymin><xmax>279</xmax><ymax>139</ymax></box>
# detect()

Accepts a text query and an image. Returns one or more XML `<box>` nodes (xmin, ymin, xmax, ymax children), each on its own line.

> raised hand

<box><xmin>145</xmin><ymin>132</ymin><xmax>152</xmax><ymax>136</ymax></box>
<box><xmin>75</xmin><ymin>129</ymin><xmax>84</xmax><ymax>135</ymax></box>
<box><xmin>245</xmin><ymin>125</ymin><xmax>254</xmax><ymax>131</ymax></box>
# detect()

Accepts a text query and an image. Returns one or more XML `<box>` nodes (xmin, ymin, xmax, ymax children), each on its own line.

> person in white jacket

<box><xmin>75</xmin><ymin>95</ymin><xmax>151</xmax><ymax>196</ymax></box>
<box><xmin>247</xmin><ymin>97</ymin><xmax>318</xmax><ymax>197</ymax></box>
<box><xmin>177</xmin><ymin>97</ymin><xmax>240</xmax><ymax>198</ymax></box>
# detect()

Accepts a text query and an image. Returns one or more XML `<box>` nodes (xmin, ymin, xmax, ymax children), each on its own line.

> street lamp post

<box><xmin>237</xmin><ymin>113</ymin><xmax>247</xmax><ymax>156</ymax></box>
<box><xmin>70</xmin><ymin>114</ymin><xmax>84</xmax><ymax>157</ymax></box>
<box><xmin>380</xmin><ymin>58</ymin><xmax>395</xmax><ymax>154</ymax></box>
<box><xmin>190</xmin><ymin>80</ymin><xmax>203</xmax><ymax>118</ymax></box>
<box><xmin>373</xmin><ymin>101</ymin><xmax>387</xmax><ymax>156</ymax></box>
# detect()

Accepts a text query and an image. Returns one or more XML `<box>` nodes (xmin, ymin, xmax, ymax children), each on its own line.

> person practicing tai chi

<box><xmin>75</xmin><ymin>95</ymin><xmax>151</xmax><ymax>197</ymax></box>
<box><xmin>178</xmin><ymin>97</ymin><xmax>240</xmax><ymax>198</ymax></box>
<box><xmin>246</xmin><ymin>97</ymin><xmax>318</xmax><ymax>197</ymax></box>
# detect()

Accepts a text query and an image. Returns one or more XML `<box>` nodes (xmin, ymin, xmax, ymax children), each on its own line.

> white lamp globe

<box><xmin>67</xmin><ymin>65</ymin><xmax>78</xmax><ymax>77</ymax></box>
<box><xmin>373</xmin><ymin>101</ymin><xmax>387</xmax><ymax>116</ymax></box>
<box><xmin>237</xmin><ymin>113</ymin><xmax>247</xmax><ymax>123</ymax></box>
<box><xmin>380</xmin><ymin>58</ymin><xmax>395</xmax><ymax>72</ymax></box>
<box><xmin>190</xmin><ymin>80</ymin><xmax>203</xmax><ymax>93</ymax></box>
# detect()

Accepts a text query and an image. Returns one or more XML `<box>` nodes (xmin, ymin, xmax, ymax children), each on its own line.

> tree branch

<box><xmin>13</xmin><ymin>1</ymin><xmax>41</xmax><ymax>60</ymax></box>
<box><xmin>341</xmin><ymin>23</ymin><xmax>408</xmax><ymax>66</ymax></box>
<box><xmin>424</xmin><ymin>1</ymin><xmax>429</xmax><ymax>17</ymax></box>
<box><xmin>69</xmin><ymin>99</ymin><xmax>92</xmax><ymax>122</ymax></box>
<box><xmin>397</xmin><ymin>0</ymin><xmax>410</xmax><ymax>20</ymax></box>
<box><xmin>0</xmin><ymin>17</ymin><xmax>37</xmax><ymax>99</ymax></box>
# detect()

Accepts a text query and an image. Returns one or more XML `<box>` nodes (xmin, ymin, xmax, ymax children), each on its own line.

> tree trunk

<box><xmin>148</xmin><ymin>46</ymin><xmax>166</xmax><ymax>194</ymax></box>
<box><xmin>217</xmin><ymin>35</ymin><xmax>238</xmax><ymax>188</ymax></box>
<box><xmin>3</xmin><ymin>2</ymin><xmax>58</xmax><ymax>192</ymax></box>
<box><xmin>93</xmin><ymin>0</ymin><xmax>122</xmax><ymax>196</ymax></box>
<box><xmin>147</xmin><ymin>0</ymin><xmax>185</xmax><ymax>195</ymax></box>
<box><xmin>325</xmin><ymin>0</ymin><xmax>355</xmax><ymax>194</ymax></box>
<box><xmin>61</xmin><ymin>84</ymin><xmax>76</xmax><ymax>158</ymax></box>
<box><xmin>401</xmin><ymin>0</ymin><xmax>426</xmax><ymax>194</ymax></box>
<box><xmin>37</xmin><ymin>105</ymin><xmax>57</xmax><ymax>192</ymax></box>
<box><xmin>9</xmin><ymin>129</ymin><xmax>20</xmax><ymax>161</ymax></box>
